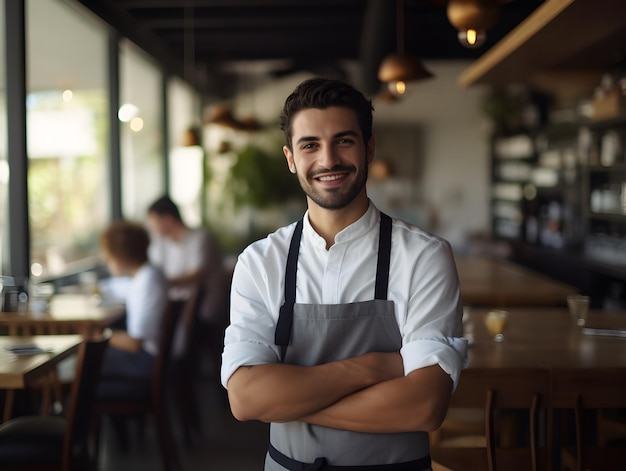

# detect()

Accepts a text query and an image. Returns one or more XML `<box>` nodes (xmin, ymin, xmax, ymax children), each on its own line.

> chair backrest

<box><xmin>62</xmin><ymin>329</ymin><xmax>111</xmax><ymax>471</ymax></box>
<box><xmin>150</xmin><ymin>298</ymin><xmax>185</xmax><ymax>408</ymax></box>
<box><xmin>433</xmin><ymin>368</ymin><xmax>551</xmax><ymax>471</ymax></box>
<box><xmin>175</xmin><ymin>283</ymin><xmax>203</xmax><ymax>362</ymax></box>
<box><xmin>551</xmin><ymin>368</ymin><xmax>626</xmax><ymax>471</ymax></box>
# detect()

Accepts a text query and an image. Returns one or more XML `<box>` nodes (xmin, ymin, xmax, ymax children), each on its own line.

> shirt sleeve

<box><xmin>399</xmin><ymin>240</ymin><xmax>468</xmax><ymax>390</ymax></box>
<box><xmin>126</xmin><ymin>267</ymin><xmax>167</xmax><ymax>355</ymax></box>
<box><xmin>148</xmin><ymin>236</ymin><xmax>163</xmax><ymax>268</ymax></box>
<box><xmin>220</xmin><ymin>254</ymin><xmax>280</xmax><ymax>389</ymax></box>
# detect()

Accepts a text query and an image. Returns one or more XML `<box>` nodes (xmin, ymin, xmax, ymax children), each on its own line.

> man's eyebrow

<box><xmin>335</xmin><ymin>130</ymin><xmax>359</xmax><ymax>139</ymax></box>
<box><xmin>295</xmin><ymin>130</ymin><xmax>359</xmax><ymax>146</ymax></box>
<box><xmin>295</xmin><ymin>136</ymin><xmax>318</xmax><ymax>146</ymax></box>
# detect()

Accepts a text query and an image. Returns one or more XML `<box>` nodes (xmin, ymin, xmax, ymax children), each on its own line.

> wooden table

<box><xmin>449</xmin><ymin>307</ymin><xmax>626</xmax><ymax>469</ymax></box>
<box><xmin>0</xmin><ymin>335</ymin><xmax>83</xmax><ymax>421</ymax></box>
<box><xmin>455</xmin><ymin>256</ymin><xmax>579</xmax><ymax>307</ymax></box>
<box><xmin>464</xmin><ymin>307</ymin><xmax>626</xmax><ymax>370</ymax></box>
<box><xmin>0</xmin><ymin>294</ymin><xmax>124</xmax><ymax>336</ymax></box>
<box><xmin>0</xmin><ymin>335</ymin><xmax>83</xmax><ymax>389</ymax></box>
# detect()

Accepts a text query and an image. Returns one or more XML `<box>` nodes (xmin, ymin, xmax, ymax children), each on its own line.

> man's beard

<box><xmin>295</xmin><ymin>162</ymin><xmax>369</xmax><ymax>210</ymax></box>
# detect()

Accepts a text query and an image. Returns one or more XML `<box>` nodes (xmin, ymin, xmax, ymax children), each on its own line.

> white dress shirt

<box><xmin>221</xmin><ymin>202</ymin><xmax>468</xmax><ymax>388</ymax></box>
<box><xmin>148</xmin><ymin>228</ymin><xmax>207</xmax><ymax>299</ymax></box>
<box><xmin>126</xmin><ymin>263</ymin><xmax>168</xmax><ymax>356</ymax></box>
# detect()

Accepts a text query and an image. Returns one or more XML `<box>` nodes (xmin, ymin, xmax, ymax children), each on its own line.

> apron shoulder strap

<box><xmin>375</xmin><ymin>212</ymin><xmax>392</xmax><ymax>300</ymax></box>
<box><xmin>275</xmin><ymin>218</ymin><xmax>304</xmax><ymax>363</ymax></box>
<box><xmin>275</xmin><ymin>212</ymin><xmax>392</xmax><ymax>362</ymax></box>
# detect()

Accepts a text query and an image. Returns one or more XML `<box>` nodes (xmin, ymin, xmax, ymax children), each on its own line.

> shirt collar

<box><xmin>302</xmin><ymin>200</ymin><xmax>380</xmax><ymax>247</ymax></box>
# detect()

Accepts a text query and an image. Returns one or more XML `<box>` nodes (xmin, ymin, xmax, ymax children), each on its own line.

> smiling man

<box><xmin>221</xmin><ymin>78</ymin><xmax>467</xmax><ymax>470</ymax></box>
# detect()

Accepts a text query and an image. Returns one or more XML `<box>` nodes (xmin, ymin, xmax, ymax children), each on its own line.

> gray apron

<box><xmin>267</xmin><ymin>213</ymin><xmax>431</xmax><ymax>470</ymax></box>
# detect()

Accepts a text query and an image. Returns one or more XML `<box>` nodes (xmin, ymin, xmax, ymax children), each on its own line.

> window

<box><xmin>119</xmin><ymin>39</ymin><xmax>165</xmax><ymax>221</ymax></box>
<box><xmin>26</xmin><ymin>0</ymin><xmax>110</xmax><ymax>278</ymax></box>
<box><xmin>167</xmin><ymin>76</ymin><xmax>203</xmax><ymax>227</ymax></box>
<box><xmin>0</xmin><ymin>1</ymin><xmax>7</xmax><ymax>274</ymax></box>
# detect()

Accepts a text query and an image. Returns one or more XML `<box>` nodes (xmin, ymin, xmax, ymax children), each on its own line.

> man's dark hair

<box><xmin>279</xmin><ymin>77</ymin><xmax>374</xmax><ymax>151</ymax></box>
<box><xmin>147</xmin><ymin>195</ymin><xmax>182</xmax><ymax>222</ymax></box>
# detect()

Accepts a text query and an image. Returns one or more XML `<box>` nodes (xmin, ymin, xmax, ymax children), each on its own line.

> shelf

<box><xmin>583</xmin><ymin>116</ymin><xmax>626</xmax><ymax>130</ymax></box>
<box><xmin>586</xmin><ymin>258</ymin><xmax>626</xmax><ymax>280</ymax></box>
<box><xmin>589</xmin><ymin>212</ymin><xmax>626</xmax><ymax>223</ymax></box>
<box><xmin>459</xmin><ymin>0</ymin><xmax>626</xmax><ymax>91</ymax></box>
<box><xmin>587</xmin><ymin>165</ymin><xmax>626</xmax><ymax>173</ymax></box>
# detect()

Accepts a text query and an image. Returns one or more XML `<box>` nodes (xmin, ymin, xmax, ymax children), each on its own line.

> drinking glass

<box><xmin>567</xmin><ymin>295</ymin><xmax>590</xmax><ymax>326</ymax></box>
<box><xmin>29</xmin><ymin>282</ymin><xmax>55</xmax><ymax>315</ymax></box>
<box><xmin>484</xmin><ymin>309</ymin><xmax>508</xmax><ymax>342</ymax></box>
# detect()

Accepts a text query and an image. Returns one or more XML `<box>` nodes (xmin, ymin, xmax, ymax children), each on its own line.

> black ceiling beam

<box><xmin>116</xmin><ymin>0</ymin><xmax>364</xmax><ymax>8</ymax></box>
<box><xmin>76</xmin><ymin>0</ymin><xmax>185</xmax><ymax>78</ymax></box>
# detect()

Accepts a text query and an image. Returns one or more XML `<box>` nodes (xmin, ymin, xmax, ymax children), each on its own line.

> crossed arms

<box><xmin>226</xmin><ymin>353</ymin><xmax>452</xmax><ymax>433</ymax></box>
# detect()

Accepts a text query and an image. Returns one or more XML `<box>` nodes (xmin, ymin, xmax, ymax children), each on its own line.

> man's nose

<box><xmin>318</xmin><ymin>144</ymin><xmax>340</xmax><ymax>168</ymax></box>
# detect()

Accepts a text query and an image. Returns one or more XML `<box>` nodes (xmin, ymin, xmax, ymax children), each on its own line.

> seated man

<box><xmin>97</xmin><ymin>220</ymin><xmax>168</xmax><ymax>396</ymax></box>
<box><xmin>147</xmin><ymin>195</ymin><xmax>229</xmax><ymax>369</ymax></box>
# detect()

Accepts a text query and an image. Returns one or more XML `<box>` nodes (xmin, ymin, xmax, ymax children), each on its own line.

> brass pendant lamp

<box><xmin>446</xmin><ymin>0</ymin><xmax>510</xmax><ymax>49</ymax></box>
<box><xmin>181</xmin><ymin>4</ymin><xmax>202</xmax><ymax>146</ymax></box>
<box><xmin>378</xmin><ymin>0</ymin><xmax>433</xmax><ymax>95</ymax></box>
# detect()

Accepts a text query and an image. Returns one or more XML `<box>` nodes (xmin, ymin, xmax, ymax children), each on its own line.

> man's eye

<box><xmin>301</xmin><ymin>143</ymin><xmax>315</xmax><ymax>150</ymax></box>
<box><xmin>338</xmin><ymin>139</ymin><xmax>354</xmax><ymax>145</ymax></box>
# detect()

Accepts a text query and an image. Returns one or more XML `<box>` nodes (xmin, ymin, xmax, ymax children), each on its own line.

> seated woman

<box><xmin>97</xmin><ymin>220</ymin><xmax>168</xmax><ymax>397</ymax></box>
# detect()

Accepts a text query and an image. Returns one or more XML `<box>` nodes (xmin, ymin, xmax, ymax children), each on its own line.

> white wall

<box><xmin>224</xmin><ymin>61</ymin><xmax>494</xmax><ymax>250</ymax></box>
<box><xmin>373</xmin><ymin>61</ymin><xmax>493</xmax><ymax>249</ymax></box>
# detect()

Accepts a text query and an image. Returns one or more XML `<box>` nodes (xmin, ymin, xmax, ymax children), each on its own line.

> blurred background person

<box><xmin>97</xmin><ymin>220</ymin><xmax>168</xmax><ymax>394</ymax></box>
<box><xmin>146</xmin><ymin>195</ymin><xmax>229</xmax><ymax>376</ymax></box>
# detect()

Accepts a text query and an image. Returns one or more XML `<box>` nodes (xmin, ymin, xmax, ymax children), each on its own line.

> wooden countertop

<box><xmin>455</xmin><ymin>256</ymin><xmax>579</xmax><ymax>307</ymax></box>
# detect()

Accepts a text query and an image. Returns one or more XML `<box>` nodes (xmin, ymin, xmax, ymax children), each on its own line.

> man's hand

<box><xmin>227</xmin><ymin>351</ymin><xmax>404</xmax><ymax>423</ymax></box>
<box><xmin>346</xmin><ymin>351</ymin><xmax>404</xmax><ymax>386</ymax></box>
<box><xmin>168</xmin><ymin>269</ymin><xmax>204</xmax><ymax>288</ymax></box>
<box><xmin>109</xmin><ymin>331</ymin><xmax>143</xmax><ymax>353</ymax></box>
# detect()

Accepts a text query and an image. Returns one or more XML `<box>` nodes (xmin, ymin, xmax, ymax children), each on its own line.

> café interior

<box><xmin>1</xmin><ymin>0</ymin><xmax>626</xmax><ymax>470</ymax></box>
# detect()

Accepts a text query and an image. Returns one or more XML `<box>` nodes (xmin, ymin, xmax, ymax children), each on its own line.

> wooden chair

<box><xmin>0</xmin><ymin>330</ymin><xmax>111</xmax><ymax>471</ymax></box>
<box><xmin>430</xmin><ymin>368</ymin><xmax>551</xmax><ymax>471</ymax></box>
<box><xmin>2</xmin><ymin>319</ymin><xmax>100</xmax><ymax>421</ymax></box>
<box><xmin>171</xmin><ymin>284</ymin><xmax>204</xmax><ymax>446</ymax></box>
<box><xmin>552</xmin><ymin>368</ymin><xmax>626</xmax><ymax>471</ymax></box>
<box><xmin>92</xmin><ymin>300</ymin><xmax>183</xmax><ymax>471</ymax></box>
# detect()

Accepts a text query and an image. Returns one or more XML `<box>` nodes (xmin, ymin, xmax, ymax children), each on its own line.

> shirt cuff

<box><xmin>401</xmin><ymin>337</ymin><xmax>469</xmax><ymax>391</ymax></box>
<box><xmin>220</xmin><ymin>341</ymin><xmax>278</xmax><ymax>388</ymax></box>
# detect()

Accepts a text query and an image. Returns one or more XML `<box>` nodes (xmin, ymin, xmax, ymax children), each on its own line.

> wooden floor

<box><xmin>97</xmin><ymin>367</ymin><xmax>453</xmax><ymax>470</ymax></box>
<box><xmin>98</xmin><ymin>372</ymin><xmax>269</xmax><ymax>470</ymax></box>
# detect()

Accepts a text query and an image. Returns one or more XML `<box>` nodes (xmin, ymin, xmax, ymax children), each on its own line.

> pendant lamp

<box><xmin>446</xmin><ymin>0</ymin><xmax>509</xmax><ymax>49</ymax></box>
<box><xmin>378</xmin><ymin>0</ymin><xmax>432</xmax><ymax>95</ymax></box>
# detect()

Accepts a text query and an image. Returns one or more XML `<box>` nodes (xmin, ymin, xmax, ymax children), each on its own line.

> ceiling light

<box><xmin>118</xmin><ymin>103</ymin><xmax>139</xmax><ymax>123</ymax></box>
<box><xmin>378</xmin><ymin>0</ymin><xmax>433</xmax><ymax>95</ymax></box>
<box><xmin>129</xmin><ymin>117</ymin><xmax>144</xmax><ymax>132</ymax></box>
<box><xmin>206</xmin><ymin>105</ymin><xmax>262</xmax><ymax>131</ymax></box>
<box><xmin>378</xmin><ymin>54</ymin><xmax>433</xmax><ymax>95</ymax></box>
<box><xmin>181</xmin><ymin>126</ymin><xmax>201</xmax><ymax>147</ymax></box>
<box><xmin>446</xmin><ymin>0</ymin><xmax>506</xmax><ymax>49</ymax></box>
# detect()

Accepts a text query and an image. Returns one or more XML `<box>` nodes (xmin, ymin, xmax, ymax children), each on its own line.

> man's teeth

<box><xmin>318</xmin><ymin>175</ymin><xmax>343</xmax><ymax>182</ymax></box>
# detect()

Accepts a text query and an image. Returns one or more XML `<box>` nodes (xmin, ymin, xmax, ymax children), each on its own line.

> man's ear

<box><xmin>366</xmin><ymin>134</ymin><xmax>376</xmax><ymax>164</ymax></box>
<box><xmin>284</xmin><ymin>145</ymin><xmax>296</xmax><ymax>174</ymax></box>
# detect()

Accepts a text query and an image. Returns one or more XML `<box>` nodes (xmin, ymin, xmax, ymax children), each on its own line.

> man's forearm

<box><xmin>227</xmin><ymin>351</ymin><xmax>403</xmax><ymax>423</ymax></box>
<box><xmin>298</xmin><ymin>365</ymin><xmax>453</xmax><ymax>434</ymax></box>
<box><xmin>109</xmin><ymin>331</ymin><xmax>143</xmax><ymax>353</ymax></box>
<box><xmin>168</xmin><ymin>269</ymin><xmax>204</xmax><ymax>287</ymax></box>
